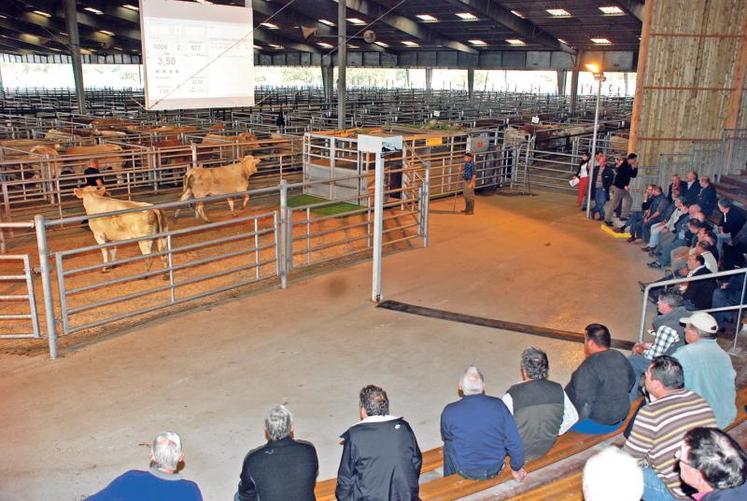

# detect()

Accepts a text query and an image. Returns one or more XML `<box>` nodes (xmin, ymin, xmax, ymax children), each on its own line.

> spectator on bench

<box><xmin>697</xmin><ymin>176</ymin><xmax>718</xmax><ymax>217</ymax></box>
<box><xmin>502</xmin><ymin>347</ymin><xmax>578</xmax><ymax>460</ymax></box>
<box><xmin>336</xmin><ymin>385</ymin><xmax>422</xmax><ymax>501</ymax></box>
<box><xmin>681</xmin><ymin>254</ymin><xmax>718</xmax><ymax>311</ymax></box>
<box><xmin>716</xmin><ymin>199</ymin><xmax>746</xmax><ymax>254</ymax></box>
<box><xmin>678</xmin><ymin>427</ymin><xmax>747</xmax><ymax>500</ymax></box>
<box><xmin>624</xmin><ymin>184</ymin><xmax>655</xmax><ymax>239</ymax></box>
<box><xmin>235</xmin><ymin>405</ymin><xmax>318</xmax><ymax>501</ymax></box>
<box><xmin>582</xmin><ymin>446</ymin><xmax>644</xmax><ymax>501</ymax></box>
<box><xmin>673</xmin><ymin>312</ymin><xmax>737</xmax><ymax>429</ymax></box>
<box><xmin>683</xmin><ymin>171</ymin><xmax>701</xmax><ymax>206</ymax></box>
<box><xmin>565</xmin><ymin>324</ymin><xmax>636</xmax><ymax>435</ymax></box>
<box><xmin>627</xmin><ymin>291</ymin><xmax>688</xmax><ymax>400</ymax></box>
<box><xmin>648</xmin><ymin>203</ymin><xmax>699</xmax><ymax>270</ymax></box>
<box><xmin>441</xmin><ymin>366</ymin><xmax>527</xmax><ymax>481</ymax></box>
<box><xmin>646</xmin><ymin>197</ymin><xmax>688</xmax><ymax>256</ymax></box>
<box><xmin>87</xmin><ymin>431</ymin><xmax>202</xmax><ymax>501</ymax></box>
<box><xmin>712</xmin><ymin>247</ymin><xmax>747</xmax><ymax>330</ymax></box>
<box><xmin>624</xmin><ymin>356</ymin><xmax>717</xmax><ymax>501</ymax></box>
<box><xmin>667</xmin><ymin>174</ymin><xmax>686</xmax><ymax>203</ymax></box>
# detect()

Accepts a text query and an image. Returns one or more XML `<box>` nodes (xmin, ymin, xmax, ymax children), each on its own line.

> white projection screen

<box><xmin>140</xmin><ymin>0</ymin><xmax>254</xmax><ymax>110</ymax></box>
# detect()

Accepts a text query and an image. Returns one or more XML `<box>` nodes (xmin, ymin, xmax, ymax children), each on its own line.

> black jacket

<box><xmin>667</xmin><ymin>180</ymin><xmax>686</xmax><ymax>202</ymax></box>
<box><xmin>565</xmin><ymin>349</ymin><xmax>636</xmax><ymax>425</ymax></box>
<box><xmin>682</xmin><ymin>180</ymin><xmax>701</xmax><ymax>206</ymax></box>
<box><xmin>697</xmin><ymin>184</ymin><xmax>718</xmax><ymax>216</ymax></box>
<box><xmin>336</xmin><ymin>417</ymin><xmax>422</xmax><ymax>501</ymax></box>
<box><xmin>236</xmin><ymin>437</ymin><xmax>318</xmax><ymax>501</ymax></box>
<box><xmin>590</xmin><ymin>164</ymin><xmax>614</xmax><ymax>195</ymax></box>
<box><xmin>684</xmin><ymin>266</ymin><xmax>717</xmax><ymax>311</ymax></box>
<box><xmin>612</xmin><ymin>160</ymin><xmax>638</xmax><ymax>189</ymax></box>
<box><xmin>506</xmin><ymin>379</ymin><xmax>565</xmax><ymax>460</ymax></box>
<box><xmin>574</xmin><ymin>160</ymin><xmax>590</xmax><ymax>178</ymax></box>
<box><xmin>719</xmin><ymin>206</ymin><xmax>746</xmax><ymax>239</ymax></box>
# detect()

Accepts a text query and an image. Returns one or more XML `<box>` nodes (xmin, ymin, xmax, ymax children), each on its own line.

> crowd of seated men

<box><xmin>85</xmin><ymin>318</ymin><xmax>741</xmax><ymax>501</ymax></box>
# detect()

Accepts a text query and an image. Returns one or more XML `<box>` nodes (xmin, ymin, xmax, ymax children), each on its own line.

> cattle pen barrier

<box><xmin>0</xmin><ymin>170</ymin><xmax>430</xmax><ymax>359</ymax></box>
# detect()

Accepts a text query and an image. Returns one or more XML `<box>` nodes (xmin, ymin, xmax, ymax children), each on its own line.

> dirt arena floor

<box><xmin>1</xmin><ymin>190</ymin><xmax>744</xmax><ymax>501</ymax></box>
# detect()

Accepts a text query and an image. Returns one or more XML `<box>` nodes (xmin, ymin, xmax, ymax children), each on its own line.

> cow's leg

<box><xmin>174</xmin><ymin>188</ymin><xmax>192</xmax><ymax>219</ymax></box>
<box><xmin>138</xmin><ymin>240</ymin><xmax>154</xmax><ymax>275</ymax></box>
<box><xmin>196</xmin><ymin>202</ymin><xmax>210</xmax><ymax>223</ymax></box>
<box><xmin>242</xmin><ymin>194</ymin><xmax>250</xmax><ymax>209</ymax></box>
<box><xmin>92</xmin><ymin>232</ymin><xmax>111</xmax><ymax>272</ymax></box>
<box><xmin>109</xmin><ymin>246</ymin><xmax>119</xmax><ymax>269</ymax></box>
<box><xmin>227</xmin><ymin>197</ymin><xmax>236</xmax><ymax>215</ymax></box>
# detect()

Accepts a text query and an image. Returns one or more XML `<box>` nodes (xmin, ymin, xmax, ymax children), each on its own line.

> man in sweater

<box><xmin>87</xmin><ymin>431</ymin><xmax>203</xmax><ymax>501</ymax></box>
<box><xmin>336</xmin><ymin>385</ymin><xmax>422</xmax><ymax>501</ymax></box>
<box><xmin>679</xmin><ymin>427</ymin><xmax>747</xmax><ymax>500</ymax></box>
<box><xmin>442</xmin><ymin>366</ymin><xmax>527</xmax><ymax>480</ymax></box>
<box><xmin>566</xmin><ymin>324</ymin><xmax>636</xmax><ymax>434</ymax></box>
<box><xmin>605</xmin><ymin>152</ymin><xmax>639</xmax><ymax>225</ymax></box>
<box><xmin>235</xmin><ymin>405</ymin><xmax>318</xmax><ymax>501</ymax></box>
<box><xmin>673</xmin><ymin>312</ymin><xmax>737</xmax><ymax>429</ymax></box>
<box><xmin>502</xmin><ymin>348</ymin><xmax>578</xmax><ymax>460</ymax></box>
<box><xmin>624</xmin><ymin>356</ymin><xmax>717</xmax><ymax>500</ymax></box>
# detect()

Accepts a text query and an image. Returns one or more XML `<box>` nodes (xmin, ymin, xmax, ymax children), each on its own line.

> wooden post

<box><xmin>725</xmin><ymin>17</ymin><xmax>747</xmax><ymax>130</ymax></box>
<box><xmin>628</xmin><ymin>0</ymin><xmax>655</xmax><ymax>156</ymax></box>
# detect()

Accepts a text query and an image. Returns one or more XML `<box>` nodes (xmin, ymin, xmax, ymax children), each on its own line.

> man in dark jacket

<box><xmin>235</xmin><ymin>405</ymin><xmax>318</xmax><ymax>501</ymax></box>
<box><xmin>667</xmin><ymin>174</ymin><xmax>686</xmax><ymax>202</ymax></box>
<box><xmin>590</xmin><ymin>154</ymin><xmax>614</xmax><ymax>220</ymax></box>
<box><xmin>682</xmin><ymin>254</ymin><xmax>717</xmax><ymax>310</ymax></box>
<box><xmin>679</xmin><ymin>427</ymin><xmax>747</xmax><ymax>501</ymax></box>
<box><xmin>566</xmin><ymin>324</ymin><xmax>636</xmax><ymax>434</ymax></box>
<box><xmin>336</xmin><ymin>385</ymin><xmax>422</xmax><ymax>501</ymax></box>
<box><xmin>605</xmin><ymin>152</ymin><xmax>639</xmax><ymax>224</ymax></box>
<box><xmin>503</xmin><ymin>348</ymin><xmax>578</xmax><ymax>460</ymax></box>
<box><xmin>440</xmin><ymin>366</ymin><xmax>527</xmax><ymax>481</ymax></box>
<box><xmin>717</xmin><ymin>199</ymin><xmax>746</xmax><ymax>242</ymax></box>
<box><xmin>682</xmin><ymin>171</ymin><xmax>702</xmax><ymax>206</ymax></box>
<box><xmin>697</xmin><ymin>176</ymin><xmax>718</xmax><ymax>217</ymax></box>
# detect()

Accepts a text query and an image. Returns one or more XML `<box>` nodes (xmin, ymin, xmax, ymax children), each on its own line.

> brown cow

<box><xmin>175</xmin><ymin>155</ymin><xmax>260</xmax><ymax>222</ymax></box>
<box><xmin>74</xmin><ymin>186</ymin><xmax>169</xmax><ymax>274</ymax></box>
<box><xmin>33</xmin><ymin>144</ymin><xmax>126</xmax><ymax>182</ymax></box>
<box><xmin>201</xmin><ymin>132</ymin><xmax>258</xmax><ymax>158</ymax></box>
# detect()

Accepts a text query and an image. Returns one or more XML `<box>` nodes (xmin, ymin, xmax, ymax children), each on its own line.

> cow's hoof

<box><xmin>101</xmin><ymin>268</ymin><xmax>110</xmax><ymax>273</ymax></box>
<box><xmin>161</xmin><ymin>274</ymin><xmax>169</xmax><ymax>281</ymax></box>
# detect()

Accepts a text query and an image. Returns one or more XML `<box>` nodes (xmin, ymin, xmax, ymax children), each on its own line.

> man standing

<box><xmin>590</xmin><ymin>152</ymin><xmax>614</xmax><ymax>220</ymax></box>
<box><xmin>565</xmin><ymin>324</ymin><xmax>636</xmax><ymax>434</ymax></box>
<box><xmin>462</xmin><ymin>152</ymin><xmax>477</xmax><ymax>215</ymax></box>
<box><xmin>441</xmin><ymin>366</ymin><xmax>527</xmax><ymax>480</ymax></box>
<box><xmin>235</xmin><ymin>405</ymin><xmax>318</xmax><ymax>501</ymax></box>
<box><xmin>673</xmin><ymin>312</ymin><xmax>737</xmax><ymax>429</ymax></box>
<box><xmin>605</xmin><ymin>152</ymin><xmax>639</xmax><ymax>225</ymax></box>
<box><xmin>624</xmin><ymin>356</ymin><xmax>717</xmax><ymax>500</ymax></box>
<box><xmin>336</xmin><ymin>385</ymin><xmax>422</xmax><ymax>501</ymax></box>
<box><xmin>84</xmin><ymin>158</ymin><xmax>106</xmax><ymax>190</ymax></box>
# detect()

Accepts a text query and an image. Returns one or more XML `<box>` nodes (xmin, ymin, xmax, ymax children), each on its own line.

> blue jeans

<box><xmin>570</xmin><ymin>418</ymin><xmax>624</xmax><ymax>435</ymax></box>
<box><xmin>443</xmin><ymin>441</ymin><xmax>500</xmax><ymax>480</ymax></box>
<box><xmin>628</xmin><ymin>211</ymin><xmax>644</xmax><ymax>238</ymax></box>
<box><xmin>627</xmin><ymin>354</ymin><xmax>650</xmax><ymax>400</ymax></box>
<box><xmin>593</xmin><ymin>187</ymin><xmax>608</xmax><ymax>219</ymax></box>
<box><xmin>642</xmin><ymin>218</ymin><xmax>663</xmax><ymax>245</ymax></box>
<box><xmin>658</xmin><ymin>238</ymin><xmax>684</xmax><ymax>266</ymax></box>
<box><xmin>643</xmin><ymin>466</ymin><xmax>678</xmax><ymax>501</ymax></box>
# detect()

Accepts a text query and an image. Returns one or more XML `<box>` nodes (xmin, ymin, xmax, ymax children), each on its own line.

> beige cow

<box><xmin>201</xmin><ymin>132</ymin><xmax>258</xmax><ymax>158</ymax></box>
<box><xmin>32</xmin><ymin>144</ymin><xmax>126</xmax><ymax>182</ymax></box>
<box><xmin>175</xmin><ymin>155</ymin><xmax>260</xmax><ymax>222</ymax></box>
<box><xmin>74</xmin><ymin>186</ymin><xmax>169</xmax><ymax>274</ymax></box>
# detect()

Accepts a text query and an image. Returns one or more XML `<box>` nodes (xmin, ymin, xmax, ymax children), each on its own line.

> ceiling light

<box><xmin>32</xmin><ymin>10</ymin><xmax>52</xmax><ymax>18</ymax></box>
<box><xmin>506</xmin><ymin>39</ymin><xmax>526</xmax><ymax>46</ymax></box>
<box><xmin>374</xmin><ymin>41</ymin><xmax>389</xmax><ymax>47</ymax></box>
<box><xmin>591</xmin><ymin>38</ymin><xmax>612</xmax><ymax>44</ymax></box>
<box><xmin>99</xmin><ymin>30</ymin><xmax>115</xmax><ymax>36</ymax></box>
<box><xmin>0</xmin><ymin>14</ymin><xmax>7</xmax><ymax>19</ymax></box>
<box><xmin>60</xmin><ymin>31</ymin><xmax>68</xmax><ymax>36</ymax></box>
<box><xmin>416</xmin><ymin>14</ymin><xmax>437</xmax><ymax>22</ymax></box>
<box><xmin>456</xmin><ymin>12</ymin><xmax>478</xmax><ymax>20</ymax></box>
<box><xmin>510</xmin><ymin>10</ymin><xmax>525</xmax><ymax>19</ymax></box>
<box><xmin>113</xmin><ymin>46</ymin><xmax>123</xmax><ymax>51</ymax></box>
<box><xmin>347</xmin><ymin>18</ymin><xmax>366</xmax><ymax>25</ymax></box>
<box><xmin>599</xmin><ymin>6</ymin><xmax>625</xmax><ymax>15</ymax></box>
<box><xmin>546</xmin><ymin>9</ymin><xmax>571</xmax><ymax>17</ymax></box>
<box><xmin>585</xmin><ymin>63</ymin><xmax>601</xmax><ymax>73</ymax></box>
<box><xmin>253</xmin><ymin>44</ymin><xmax>263</xmax><ymax>49</ymax></box>
<box><xmin>558</xmin><ymin>38</ymin><xmax>568</xmax><ymax>44</ymax></box>
<box><xmin>317</xmin><ymin>42</ymin><xmax>333</xmax><ymax>48</ymax></box>
<box><xmin>318</xmin><ymin>19</ymin><xmax>335</xmax><ymax>27</ymax></box>
<box><xmin>261</xmin><ymin>22</ymin><xmax>279</xmax><ymax>29</ymax></box>
<box><xmin>267</xmin><ymin>43</ymin><xmax>282</xmax><ymax>49</ymax></box>
<box><xmin>347</xmin><ymin>43</ymin><xmax>359</xmax><ymax>48</ymax></box>
<box><xmin>402</xmin><ymin>41</ymin><xmax>420</xmax><ymax>47</ymax></box>
<box><xmin>123</xmin><ymin>4</ymin><xmax>139</xmax><ymax>12</ymax></box>
<box><xmin>468</xmin><ymin>39</ymin><xmax>487</xmax><ymax>46</ymax></box>
<box><xmin>83</xmin><ymin>7</ymin><xmax>104</xmax><ymax>15</ymax></box>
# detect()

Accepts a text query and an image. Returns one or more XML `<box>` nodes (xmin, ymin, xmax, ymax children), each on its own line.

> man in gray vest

<box><xmin>502</xmin><ymin>347</ymin><xmax>579</xmax><ymax>460</ymax></box>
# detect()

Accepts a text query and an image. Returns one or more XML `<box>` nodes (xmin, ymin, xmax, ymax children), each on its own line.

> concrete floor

<box><xmin>0</xmin><ymin>191</ymin><xmax>668</xmax><ymax>501</ymax></box>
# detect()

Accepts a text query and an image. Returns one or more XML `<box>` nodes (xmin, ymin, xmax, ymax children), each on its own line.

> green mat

<box><xmin>287</xmin><ymin>194</ymin><xmax>364</xmax><ymax>216</ymax></box>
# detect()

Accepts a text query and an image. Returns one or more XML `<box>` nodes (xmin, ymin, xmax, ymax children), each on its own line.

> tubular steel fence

<box><xmin>0</xmin><ymin>253</ymin><xmax>40</xmax><ymax>339</ymax></box>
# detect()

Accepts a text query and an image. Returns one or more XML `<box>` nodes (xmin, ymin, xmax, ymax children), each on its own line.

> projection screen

<box><xmin>140</xmin><ymin>0</ymin><xmax>254</xmax><ymax>110</ymax></box>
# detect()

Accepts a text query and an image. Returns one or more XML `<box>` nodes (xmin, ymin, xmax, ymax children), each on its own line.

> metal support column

<box><xmin>321</xmin><ymin>63</ymin><xmax>333</xmax><ymax>104</ymax></box>
<box><xmin>569</xmin><ymin>69</ymin><xmax>579</xmax><ymax>115</ymax></box>
<box><xmin>371</xmin><ymin>152</ymin><xmax>384</xmax><ymax>303</ymax></box>
<box><xmin>467</xmin><ymin>68</ymin><xmax>475</xmax><ymax>99</ymax></box>
<box><xmin>556</xmin><ymin>70</ymin><xmax>568</xmax><ymax>96</ymax></box>
<box><xmin>337</xmin><ymin>0</ymin><xmax>347</xmax><ymax>129</ymax></box>
<box><xmin>64</xmin><ymin>0</ymin><xmax>86</xmax><ymax>114</ymax></box>
<box><xmin>425</xmin><ymin>67</ymin><xmax>433</xmax><ymax>94</ymax></box>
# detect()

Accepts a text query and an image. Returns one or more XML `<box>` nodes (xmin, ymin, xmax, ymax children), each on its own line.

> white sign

<box><xmin>357</xmin><ymin>135</ymin><xmax>403</xmax><ymax>153</ymax></box>
<box><xmin>141</xmin><ymin>0</ymin><xmax>254</xmax><ymax>110</ymax></box>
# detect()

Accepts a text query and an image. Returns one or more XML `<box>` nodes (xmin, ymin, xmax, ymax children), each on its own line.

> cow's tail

<box><xmin>155</xmin><ymin>208</ymin><xmax>169</xmax><ymax>267</ymax></box>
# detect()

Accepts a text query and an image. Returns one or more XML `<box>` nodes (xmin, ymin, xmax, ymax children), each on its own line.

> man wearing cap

<box><xmin>673</xmin><ymin>312</ymin><xmax>737</xmax><ymax>429</ymax></box>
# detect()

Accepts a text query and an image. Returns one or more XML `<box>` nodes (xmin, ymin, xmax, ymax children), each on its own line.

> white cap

<box><xmin>679</xmin><ymin>311</ymin><xmax>718</xmax><ymax>334</ymax></box>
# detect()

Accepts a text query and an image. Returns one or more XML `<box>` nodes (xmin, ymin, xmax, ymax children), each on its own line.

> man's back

<box><xmin>441</xmin><ymin>394</ymin><xmax>524</xmax><ymax>475</ymax></box>
<box><xmin>674</xmin><ymin>340</ymin><xmax>737</xmax><ymax>428</ymax></box>
<box><xmin>505</xmin><ymin>380</ymin><xmax>564</xmax><ymax>460</ymax></box>
<box><xmin>336</xmin><ymin>417</ymin><xmax>422</xmax><ymax>501</ymax></box>
<box><xmin>87</xmin><ymin>469</ymin><xmax>202</xmax><ymax>501</ymax></box>
<box><xmin>237</xmin><ymin>437</ymin><xmax>318</xmax><ymax>501</ymax></box>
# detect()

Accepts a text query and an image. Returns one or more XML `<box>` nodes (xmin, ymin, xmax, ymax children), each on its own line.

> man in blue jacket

<box><xmin>697</xmin><ymin>176</ymin><xmax>718</xmax><ymax>217</ymax></box>
<box><xmin>441</xmin><ymin>366</ymin><xmax>527</xmax><ymax>481</ymax></box>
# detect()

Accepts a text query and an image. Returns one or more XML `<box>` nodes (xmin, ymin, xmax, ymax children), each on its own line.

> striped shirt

<box><xmin>623</xmin><ymin>389</ymin><xmax>717</xmax><ymax>499</ymax></box>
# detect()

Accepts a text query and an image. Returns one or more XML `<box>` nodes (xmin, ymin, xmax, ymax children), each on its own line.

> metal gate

<box><xmin>0</xmin><ymin>254</ymin><xmax>40</xmax><ymax>339</ymax></box>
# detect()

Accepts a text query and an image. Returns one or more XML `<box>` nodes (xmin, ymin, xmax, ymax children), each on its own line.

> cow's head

<box><xmin>73</xmin><ymin>186</ymin><xmax>106</xmax><ymax>199</ymax></box>
<box><xmin>240</xmin><ymin>155</ymin><xmax>260</xmax><ymax>177</ymax></box>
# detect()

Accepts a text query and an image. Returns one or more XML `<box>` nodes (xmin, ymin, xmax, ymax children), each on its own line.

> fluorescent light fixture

<box><xmin>347</xmin><ymin>43</ymin><xmax>359</xmax><ymax>48</ymax></box>
<box><xmin>591</xmin><ymin>38</ymin><xmax>612</xmax><ymax>44</ymax></box>
<box><xmin>374</xmin><ymin>41</ymin><xmax>389</xmax><ymax>47</ymax></box>
<box><xmin>468</xmin><ymin>39</ymin><xmax>487</xmax><ymax>46</ymax></box>
<box><xmin>506</xmin><ymin>39</ymin><xmax>526</xmax><ymax>46</ymax></box>
<box><xmin>123</xmin><ymin>4</ymin><xmax>139</xmax><ymax>11</ymax></box>
<box><xmin>456</xmin><ymin>12</ymin><xmax>478</xmax><ymax>20</ymax></box>
<box><xmin>416</xmin><ymin>14</ymin><xmax>437</xmax><ymax>22</ymax></box>
<box><xmin>317</xmin><ymin>42</ymin><xmax>333</xmax><ymax>48</ymax></box>
<box><xmin>0</xmin><ymin>14</ymin><xmax>8</xmax><ymax>19</ymax></box>
<box><xmin>558</xmin><ymin>38</ymin><xmax>568</xmax><ymax>44</ymax></box>
<box><xmin>510</xmin><ymin>10</ymin><xmax>525</xmax><ymax>18</ymax></box>
<box><xmin>113</xmin><ymin>46</ymin><xmax>124</xmax><ymax>51</ymax></box>
<box><xmin>318</xmin><ymin>19</ymin><xmax>335</xmax><ymax>27</ymax></box>
<box><xmin>253</xmin><ymin>44</ymin><xmax>263</xmax><ymax>49</ymax></box>
<box><xmin>60</xmin><ymin>31</ymin><xmax>68</xmax><ymax>36</ymax></box>
<box><xmin>261</xmin><ymin>22</ymin><xmax>279</xmax><ymax>29</ymax></box>
<box><xmin>402</xmin><ymin>41</ymin><xmax>420</xmax><ymax>47</ymax></box>
<box><xmin>585</xmin><ymin>63</ymin><xmax>600</xmax><ymax>73</ymax></box>
<box><xmin>599</xmin><ymin>6</ymin><xmax>625</xmax><ymax>15</ymax></box>
<box><xmin>99</xmin><ymin>30</ymin><xmax>115</xmax><ymax>36</ymax></box>
<box><xmin>546</xmin><ymin>8</ymin><xmax>571</xmax><ymax>17</ymax></box>
<box><xmin>267</xmin><ymin>43</ymin><xmax>282</xmax><ymax>49</ymax></box>
<box><xmin>347</xmin><ymin>18</ymin><xmax>366</xmax><ymax>25</ymax></box>
<box><xmin>83</xmin><ymin>7</ymin><xmax>104</xmax><ymax>15</ymax></box>
<box><xmin>32</xmin><ymin>10</ymin><xmax>52</xmax><ymax>18</ymax></box>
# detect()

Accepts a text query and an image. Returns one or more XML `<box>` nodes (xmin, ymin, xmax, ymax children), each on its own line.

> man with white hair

<box><xmin>235</xmin><ymin>405</ymin><xmax>318</xmax><ymax>501</ymax></box>
<box><xmin>440</xmin><ymin>366</ymin><xmax>526</xmax><ymax>481</ymax></box>
<box><xmin>582</xmin><ymin>447</ymin><xmax>643</xmax><ymax>501</ymax></box>
<box><xmin>87</xmin><ymin>431</ymin><xmax>202</xmax><ymax>500</ymax></box>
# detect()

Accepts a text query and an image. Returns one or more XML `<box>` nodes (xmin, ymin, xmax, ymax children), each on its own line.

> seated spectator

<box><xmin>648</xmin><ymin>203</ymin><xmax>698</xmax><ymax>269</ymax></box>
<box><xmin>673</xmin><ymin>312</ymin><xmax>737</xmax><ymax>429</ymax></box>
<box><xmin>667</xmin><ymin>174</ymin><xmax>686</xmax><ymax>203</ymax></box>
<box><xmin>565</xmin><ymin>324</ymin><xmax>636</xmax><ymax>434</ymax></box>
<box><xmin>683</xmin><ymin>171</ymin><xmax>701</xmax><ymax>206</ymax></box>
<box><xmin>681</xmin><ymin>254</ymin><xmax>717</xmax><ymax>310</ymax></box>
<box><xmin>712</xmin><ymin>247</ymin><xmax>747</xmax><ymax>329</ymax></box>
<box><xmin>582</xmin><ymin>447</ymin><xmax>644</xmax><ymax>501</ymax></box>
<box><xmin>235</xmin><ymin>405</ymin><xmax>318</xmax><ymax>501</ymax></box>
<box><xmin>624</xmin><ymin>184</ymin><xmax>655</xmax><ymax>240</ymax></box>
<box><xmin>679</xmin><ymin>427</ymin><xmax>747</xmax><ymax>500</ymax></box>
<box><xmin>87</xmin><ymin>431</ymin><xmax>202</xmax><ymax>501</ymax></box>
<box><xmin>627</xmin><ymin>291</ymin><xmax>688</xmax><ymax>399</ymax></box>
<box><xmin>336</xmin><ymin>385</ymin><xmax>422</xmax><ymax>501</ymax></box>
<box><xmin>698</xmin><ymin>176</ymin><xmax>718</xmax><ymax>217</ymax></box>
<box><xmin>441</xmin><ymin>366</ymin><xmax>526</xmax><ymax>480</ymax></box>
<box><xmin>646</xmin><ymin>197</ymin><xmax>687</xmax><ymax>255</ymax></box>
<box><xmin>716</xmin><ymin>199</ymin><xmax>746</xmax><ymax>252</ymax></box>
<box><xmin>502</xmin><ymin>347</ymin><xmax>578</xmax><ymax>460</ymax></box>
<box><xmin>623</xmin><ymin>356</ymin><xmax>717</xmax><ymax>500</ymax></box>
<box><xmin>640</xmin><ymin>185</ymin><xmax>670</xmax><ymax>249</ymax></box>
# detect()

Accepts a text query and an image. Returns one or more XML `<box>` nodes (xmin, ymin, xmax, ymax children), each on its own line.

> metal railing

<box><xmin>0</xmin><ymin>254</ymin><xmax>40</xmax><ymax>339</ymax></box>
